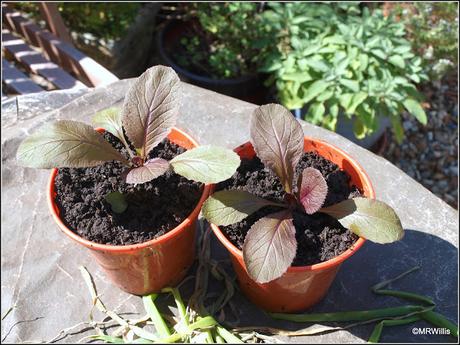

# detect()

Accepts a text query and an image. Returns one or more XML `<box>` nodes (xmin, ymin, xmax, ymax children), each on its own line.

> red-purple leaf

<box><xmin>299</xmin><ymin>167</ymin><xmax>328</xmax><ymax>214</ymax></box>
<box><xmin>243</xmin><ymin>210</ymin><xmax>296</xmax><ymax>283</ymax></box>
<box><xmin>250</xmin><ymin>104</ymin><xmax>304</xmax><ymax>194</ymax></box>
<box><xmin>125</xmin><ymin>158</ymin><xmax>170</xmax><ymax>184</ymax></box>
<box><xmin>121</xmin><ymin>66</ymin><xmax>180</xmax><ymax>159</ymax></box>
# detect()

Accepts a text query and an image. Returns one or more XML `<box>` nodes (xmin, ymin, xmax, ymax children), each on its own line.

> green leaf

<box><xmin>339</xmin><ymin>79</ymin><xmax>360</xmax><ymax>92</ymax></box>
<box><xmin>243</xmin><ymin>210</ymin><xmax>296</xmax><ymax>283</ymax></box>
<box><xmin>105</xmin><ymin>191</ymin><xmax>128</xmax><ymax>213</ymax></box>
<box><xmin>353</xmin><ymin>117</ymin><xmax>367</xmax><ymax>139</ymax></box>
<box><xmin>316</xmin><ymin>90</ymin><xmax>334</xmax><ymax>102</ymax></box>
<box><xmin>322</xmin><ymin>35</ymin><xmax>346</xmax><ymax>45</ymax></box>
<box><xmin>260</xmin><ymin>60</ymin><xmax>282</xmax><ymax>73</ymax></box>
<box><xmin>339</xmin><ymin>93</ymin><xmax>353</xmax><ymax>110</ymax></box>
<box><xmin>393</xmin><ymin>45</ymin><xmax>412</xmax><ymax>55</ymax></box>
<box><xmin>303</xmin><ymin>80</ymin><xmax>330</xmax><ymax>103</ymax></box>
<box><xmin>371</xmin><ymin>49</ymin><xmax>387</xmax><ymax>60</ymax></box>
<box><xmin>390</xmin><ymin>115</ymin><xmax>405</xmax><ymax>144</ymax></box>
<box><xmin>321</xmin><ymin>198</ymin><xmax>404</xmax><ymax>244</ymax></box>
<box><xmin>202</xmin><ymin>190</ymin><xmax>285</xmax><ymax>226</ymax></box>
<box><xmin>305</xmin><ymin>58</ymin><xmax>330</xmax><ymax>73</ymax></box>
<box><xmin>409</xmin><ymin>74</ymin><xmax>420</xmax><ymax>83</ymax></box>
<box><xmin>306</xmin><ymin>102</ymin><xmax>325</xmax><ymax>123</ymax></box>
<box><xmin>402</xmin><ymin>99</ymin><xmax>427</xmax><ymax>125</ymax></box>
<box><xmin>125</xmin><ymin>158</ymin><xmax>170</xmax><ymax>184</ymax></box>
<box><xmin>389</xmin><ymin>55</ymin><xmax>406</xmax><ymax>68</ymax></box>
<box><xmin>299</xmin><ymin>168</ymin><xmax>328</xmax><ymax>214</ymax></box>
<box><xmin>92</xmin><ymin>107</ymin><xmax>124</xmax><ymax>142</ymax></box>
<box><xmin>16</xmin><ymin>120</ymin><xmax>128</xmax><ymax>168</ymax></box>
<box><xmin>250</xmin><ymin>104</ymin><xmax>304</xmax><ymax>194</ymax></box>
<box><xmin>359</xmin><ymin>54</ymin><xmax>369</xmax><ymax>71</ymax></box>
<box><xmin>170</xmin><ymin>146</ymin><xmax>240</xmax><ymax>184</ymax></box>
<box><xmin>121</xmin><ymin>66</ymin><xmax>180</xmax><ymax>159</ymax></box>
<box><xmin>281</xmin><ymin>72</ymin><xmax>312</xmax><ymax>83</ymax></box>
<box><xmin>348</xmin><ymin>92</ymin><xmax>368</xmax><ymax>114</ymax></box>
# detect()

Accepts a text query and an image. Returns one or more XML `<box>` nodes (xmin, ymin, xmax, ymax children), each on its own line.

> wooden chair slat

<box><xmin>2</xmin><ymin>58</ymin><xmax>44</xmax><ymax>95</ymax></box>
<box><xmin>2</xmin><ymin>30</ymin><xmax>87</xmax><ymax>90</ymax></box>
<box><xmin>2</xmin><ymin>4</ymin><xmax>119</xmax><ymax>88</ymax></box>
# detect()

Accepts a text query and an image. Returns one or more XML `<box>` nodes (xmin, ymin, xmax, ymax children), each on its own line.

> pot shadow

<box><xmin>208</xmin><ymin>229</ymin><xmax>458</xmax><ymax>343</ymax></box>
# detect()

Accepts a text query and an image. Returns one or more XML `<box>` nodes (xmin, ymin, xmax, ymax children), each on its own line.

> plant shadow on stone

<box><xmin>204</xmin><ymin>229</ymin><xmax>457</xmax><ymax>342</ymax></box>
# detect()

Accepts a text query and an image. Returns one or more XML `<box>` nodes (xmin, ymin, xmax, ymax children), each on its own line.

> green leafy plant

<box><xmin>172</xmin><ymin>2</ymin><xmax>264</xmax><ymax>79</ymax></box>
<box><xmin>202</xmin><ymin>103</ymin><xmax>404</xmax><ymax>283</ymax></box>
<box><xmin>17</xmin><ymin>66</ymin><xmax>240</xmax><ymax>212</ymax></box>
<box><xmin>13</xmin><ymin>2</ymin><xmax>140</xmax><ymax>42</ymax></box>
<box><xmin>389</xmin><ymin>2</ymin><xmax>458</xmax><ymax>80</ymax></box>
<box><xmin>258</xmin><ymin>3</ymin><xmax>428</xmax><ymax>142</ymax></box>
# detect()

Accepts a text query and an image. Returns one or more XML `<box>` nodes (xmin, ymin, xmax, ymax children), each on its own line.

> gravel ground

<box><xmin>383</xmin><ymin>79</ymin><xmax>458</xmax><ymax>209</ymax></box>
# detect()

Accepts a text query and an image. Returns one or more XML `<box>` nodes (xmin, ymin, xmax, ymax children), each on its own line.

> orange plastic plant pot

<box><xmin>210</xmin><ymin>138</ymin><xmax>375</xmax><ymax>312</ymax></box>
<box><xmin>48</xmin><ymin>127</ymin><xmax>211</xmax><ymax>295</ymax></box>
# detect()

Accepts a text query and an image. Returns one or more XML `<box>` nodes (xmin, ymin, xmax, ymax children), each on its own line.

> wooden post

<box><xmin>38</xmin><ymin>2</ymin><xmax>73</xmax><ymax>44</ymax></box>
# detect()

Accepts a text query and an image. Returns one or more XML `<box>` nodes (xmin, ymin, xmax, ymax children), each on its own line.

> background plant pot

<box><xmin>293</xmin><ymin>106</ymin><xmax>390</xmax><ymax>153</ymax></box>
<box><xmin>156</xmin><ymin>20</ymin><xmax>266</xmax><ymax>103</ymax></box>
<box><xmin>48</xmin><ymin>127</ymin><xmax>211</xmax><ymax>295</ymax></box>
<box><xmin>335</xmin><ymin>113</ymin><xmax>391</xmax><ymax>152</ymax></box>
<box><xmin>210</xmin><ymin>138</ymin><xmax>375</xmax><ymax>312</ymax></box>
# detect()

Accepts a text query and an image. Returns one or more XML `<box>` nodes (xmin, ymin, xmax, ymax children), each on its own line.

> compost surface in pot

<box><xmin>54</xmin><ymin>132</ymin><xmax>203</xmax><ymax>246</ymax></box>
<box><xmin>216</xmin><ymin>151</ymin><xmax>362</xmax><ymax>266</ymax></box>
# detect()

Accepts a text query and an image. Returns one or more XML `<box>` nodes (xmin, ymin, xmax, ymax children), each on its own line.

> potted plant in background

<box><xmin>202</xmin><ymin>103</ymin><xmax>404</xmax><ymax>312</ymax></box>
<box><xmin>386</xmin><ymin>2</ymin><xmax>458</xmax><ymax>82</ymax></box>
<box><xmin>16</xmin><ymin>66</ymin><xmax>240</xmax><ymax>295</ymax></box>
<box><xmin>257</xmin><ymin>3</ymin><xmax>429</xmax><ymax>149</ymax></box>
<box><xmin>156</xmin><ymin>2</ymin><xmax>268</xmax><ymax>103</ymax></box>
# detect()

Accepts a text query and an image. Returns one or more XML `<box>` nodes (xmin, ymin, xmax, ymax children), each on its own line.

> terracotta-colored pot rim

<box><xmin>47</xmin><ymin>127</ymin><xmax>211</xmax><ymax>253</ymax></box>
<box><xmin>210</xmin><ymin>136</ymin><xmax>375</xmax><ymax>273</ymax></box>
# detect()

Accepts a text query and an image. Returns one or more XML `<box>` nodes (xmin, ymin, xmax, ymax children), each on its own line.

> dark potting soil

<box><xmin>54</xmin><ymin>132</ymin><xmax>203</xmax><ymax>246</ymax></box>
<box><xmin>216</xmin><ymin>152</ymin><xmax>362</xmax><ymax>266</ymax></box>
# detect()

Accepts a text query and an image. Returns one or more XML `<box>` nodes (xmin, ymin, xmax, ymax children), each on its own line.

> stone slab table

<box><xmin>1</xmin><ymin>80</ymin><xmax>458</xmax><ymax>343</ymax></box>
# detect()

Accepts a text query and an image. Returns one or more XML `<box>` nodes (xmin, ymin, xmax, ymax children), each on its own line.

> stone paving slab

<box><xmin>1</xmin><ymin>80</ymin><xmax>458</xmax><ymax>343</ymax></box>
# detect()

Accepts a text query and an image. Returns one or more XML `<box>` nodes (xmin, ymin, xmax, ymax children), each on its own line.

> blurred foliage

<box><xmin>257</xmin><ymin>2</ymin><xmax>428</xmax><ymax>142</ymax></box>
<box><xmin>174</xmin><ymin>2</ymin><xmax>265</xmax><ymax>79</ymax></box>
<box><xmin>388</xmin><ymin>2</ymin><xmax>458</xmax><ymax>80</ymax></box>
<box><xmin>10</xmin><ymin>2</ymin><xmax>140</xmax><ymax>42</ymax></box>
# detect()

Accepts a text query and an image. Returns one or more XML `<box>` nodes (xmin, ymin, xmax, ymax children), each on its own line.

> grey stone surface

<box><xmin>1</xmin><ymin>79</ymin><xmax>458</xmax><ymax>343</ymax></box>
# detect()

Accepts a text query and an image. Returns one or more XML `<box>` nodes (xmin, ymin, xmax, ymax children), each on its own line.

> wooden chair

<box><xmin>1</xmin><ymin>3</ymin><xmax>119</xmax><ymax>97</ymax></box>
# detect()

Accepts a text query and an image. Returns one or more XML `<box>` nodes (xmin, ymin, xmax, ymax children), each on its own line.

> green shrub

<box><xmin>390</xmin><ymin>2</ymin><xmax>458</xmax><ymax>80</ymax></box>
<box><xmin>258</xmin><ymin>3</ymin><xmax>428</xmax><ymax>142</ymax></box>
<box><xmin>11</xmin><ymin>2</ymin><xmax>140</xmax><ymax>42</ymax></box>
<box><xmin>175</xmin><ymin>3</ymin><xmax>265</xmax><ymax>79</ymax></box>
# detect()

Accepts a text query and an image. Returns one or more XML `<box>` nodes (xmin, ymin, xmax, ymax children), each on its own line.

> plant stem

<box><xmin>371</xmin><ymin>266</ymin><xmax>420</xmax><ymax>291</ymax></box>
<box><xmin>269</xmin><ymin>305</ymin><xmax>431</xmax><ymax>322</ymax></box>
<box><xmin>162</xmin><ymin>287</ymin><xmax>189</xmax><ymax>326</ymax></box>
<box><xmin>373</xmin><ymin>289</ymin><xmax>435</xmax><ymax>306</ymax></box>
<box><xmin>368</xmin><ymin>316</ymin><xmax>421</xmax><ymax>343</ymax></box>
<box><xmin>216</xmin><ymin>325</ymin><xmax>244</xmax><ymax>343</ymax></box>
<box><xmin>119</xmin><ymin>134</ymin><xmax>136</xmax><ymax>161</ymax></box>
<box><xmin>88</xmin><ymin>334</ymin><xmax>125</xmax><ymax>343</ymax></box>
<box><xmin>142</xmin><ymin>294</ymin><xmax>171</xmax><ymax>338</ymax></box>
<box><xmin>420</xmin><ymin>310</ymin><xmax>459</xmax><ymax>338</ymax></box>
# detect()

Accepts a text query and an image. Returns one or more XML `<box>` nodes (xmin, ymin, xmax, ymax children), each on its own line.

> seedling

<box><xmin>203</xmin><ymin>103</ymin><xmax>404</xmax><ymax>283</ymax></box>
<box><xmin>17</xmin><ymin>66</ymin><xmax>240</xmax><ymax>212</ymax></box>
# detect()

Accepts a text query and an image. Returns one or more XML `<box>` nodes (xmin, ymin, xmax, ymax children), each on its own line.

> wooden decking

<box><xmin>1</xmin><ymin>3</ymin><xmax>119</xmax><ymax>97</ymax></box>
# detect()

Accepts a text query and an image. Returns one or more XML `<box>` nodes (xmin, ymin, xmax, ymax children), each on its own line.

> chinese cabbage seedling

<box><xmin>17</xmin><ymin>66</ymin><xmax>240</xmax><ymax>212</ymax></box>
<box><xmin>203</xmin><ymin>103</ymin><xmax>403</xmax><ymax>283</ymax></box>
